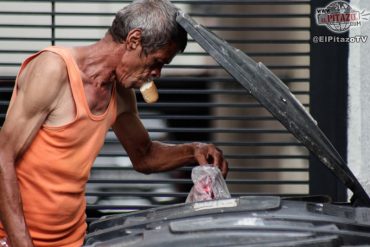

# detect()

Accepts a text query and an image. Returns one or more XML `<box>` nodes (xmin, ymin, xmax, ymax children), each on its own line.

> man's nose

<box><xmin>150</xmin><ymin>68</ymin><xmax>161</xmax><ymax>78</ymax></box>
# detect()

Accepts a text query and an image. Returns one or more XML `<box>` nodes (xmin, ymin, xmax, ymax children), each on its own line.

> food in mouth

<box><xmin>140</xmin><ymin>80</ymin><xmax>159</xmax><ymax>103</ymax></box>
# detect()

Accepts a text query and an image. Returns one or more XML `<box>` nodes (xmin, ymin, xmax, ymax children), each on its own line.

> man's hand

<box><xmin>192</xmin><ymin>142</ymin><xmax>228</xmax><ymax>178</ymax></box>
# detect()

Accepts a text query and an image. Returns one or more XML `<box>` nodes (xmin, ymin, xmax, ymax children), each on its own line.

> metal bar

<box><xmin>0</xmin><ymin>89</ymin><xmax>308</xmax><ymax>97</ymax></box>
<box><xmin>0</xmin><ymin>50</ymin><xmax>311</xmax><ymax>57</ymax></box>
<box><xmin>0</xmin><ymin>101</ymin><xmax>310</xmax><ymax>108</ymax></box>
<box><xmin>87</xmin><ymin>179</ymin><xmax>308</xmax><ymax>184</ymax></box>
<box><xmin>103</xmin><ymin>139</ymin><xmax>305</xmax><ymax>147</ymax></box>
<box><xmin>87</xmin><ymin>191</ymin><xmax>310</xmax><ymax>197</ymax></box>
<box><xmin>138</xmin><ymin>115</ymin><xmax>287</xmax><ymax>121</ymax></box>
<box><xmin>136</xmin><ymin>102</ymin><xmax>310</xmax><ymax>108</ymax></box>
<box><xmin>208</xmin><ymin>26</ymin><xmax>309</xmax><ymax>31</ymax></box>
<box><xmin>86</xmin><ymin>192</ymin><xmax>189</xmax><ymax>197</ymax></box>
<box><xmin>0</xmin><ymin>37</ymin><xmax>98</xmax><ymax>42</ymax></box>
<box><xmin>51</xmin><ymin>1</ymin><xmax>55</xmax><ymax>46</ymax></box>
<box><xmin>0</xmin><ymin>36</ymin><xmax>309</xmax><ymax>46</ymax></box>
<box><xmin>179</xmin><ymin>52</ymin><xmax>311</xmax><ymax>56</ymax></box>
<box><xmin>0</xmin><ymin>0</ymin><xmax>311</xmax><ymax>4</ymax></box>
<box><xmin>130</xmin><ymin>141</ymin><xmax>305</xmax><ymax>147</ymax></box>
<box><xmin>85</xmin><ymin>190</ymin><xmax>308</xmax><ymax>197</ymax></box>
<box><xmin>0</xmin><ymin>88</ymin><xmax>13</xmax><ymax>93</ymax></box>
<box><xmin>0</xmin><ymin>61</ymin><xmax>310</xmax><ymax>70</ymax></box>
<box><xmin>91</xmin><ymin>166</ymin><xmax>308</xmax><ymax>172</ymax></box>
<box><xmin>164</xmin><ymin>65</ymin><xmax>309</xmax><ymax>69</ymax></box>
<box><xmin>86</xmin><ymin>205</ymin><xmax>156</xmax><ymax>210</ymax></box>
<box><xmin>154</xmin><ymin>77</ymin><xmax>310</xmax><ymax>83</ymax></box>
<box><xmin>0</xmin><ymin>11</ymin><xmax>113</xmax><ymax>16</ymax></box>
<box><xmin>0</xmin><ymin>62</ymin><xmax>310</xmax><ymax>70</ymax></box>
<box><xmin>0</xmin><ymin>11</ymin><xmax>310</xmax><ymax>18</ymax></box>
<box><xmin>144</xmin><ymin>128</ymin><xmax>289</xmax><ymax>133</ymax></box>
<box><xmin>0</xmin><ymin>76</ymin><xmax>311</xmax><ymax>83</ymax></box>
<box><xmin>0</xmin><ymin>24</ymin><xmax>309</xmax><ymax>31</ymax></box>
<box><xmin>0</xmin><ymin>24</ymin><xmax>107</xmax><ymax>28</ymax></box>
<box><xmin>97</xmin><ymin>154</ymin><xmax>308</xmax><ymax>159</ymax></box>
<box><xmin>189</xmin><ymin>13</ymin><xmax>310</xmax><ymax>18</ymax></box>
<box><xmin>152</xmin><ymin>89</ymin><xmax>309</xmax><ymax>95</ymax></box>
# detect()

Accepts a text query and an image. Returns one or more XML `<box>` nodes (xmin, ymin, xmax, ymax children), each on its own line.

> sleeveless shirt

<box><xmin>0</xmin><ymin>46</ymin><xmax>117</xmax><ymax>246</ymax></box>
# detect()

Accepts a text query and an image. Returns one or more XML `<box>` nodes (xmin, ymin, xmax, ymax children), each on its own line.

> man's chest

<box><xmin>45</xmin><ymin>80</ymin><xmax>113</xmax><ymax>126</ymax></box>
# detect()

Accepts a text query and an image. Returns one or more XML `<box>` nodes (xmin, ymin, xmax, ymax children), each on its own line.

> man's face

<box><xmin>116</xmin><ymin>41</ymin><xmax>178</xmax><ymax>88</ymax></box>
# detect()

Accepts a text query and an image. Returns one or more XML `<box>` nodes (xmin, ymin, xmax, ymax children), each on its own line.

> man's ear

<box><xmin>126</xmin><ymin>29</ymin><xmax>142</xmax><ymax>50</ymax></box>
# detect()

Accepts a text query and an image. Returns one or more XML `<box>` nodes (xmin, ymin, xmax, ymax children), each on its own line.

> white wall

<box><xmin>348</xmin><ymin>0</ymin><xmax>370</xmax><ymax>194</ymax></box>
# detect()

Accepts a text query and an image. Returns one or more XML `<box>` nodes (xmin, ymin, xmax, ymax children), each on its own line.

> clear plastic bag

<box><xmin>186</xmin><ymin>165</ymin><xmax>231</xmax><ymax>203</ymax></box>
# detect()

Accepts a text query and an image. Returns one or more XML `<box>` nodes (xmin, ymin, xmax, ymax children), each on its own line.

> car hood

<box><xmin>176</xmin><ymin>11</ymin><xmax>370</xmax><ymax>207</ymax></box>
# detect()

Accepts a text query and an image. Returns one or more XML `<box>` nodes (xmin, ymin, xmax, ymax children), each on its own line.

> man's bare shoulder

<box><xmin>16</xmin><ymin>51</ymin><xmax>69</xmax><ymax>114</ymax></box>
<box><xmin>19</xmin><ymin>51</ymin><xmax>67</xmax><ymax>84</ymax></box>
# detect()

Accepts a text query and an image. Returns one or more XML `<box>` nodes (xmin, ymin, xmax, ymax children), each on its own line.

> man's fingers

<box><xmin>211</xmin><ymin>151</ymin><xmax>222</xmax><ymax>170</ymax></box>
<box><xmin>193</xmin><ymin>143</ymin><xmax>228</xmax><ymax>177</ymax></box>
<box><xmin>196</xmin><ymin>154</ymin><xmax>208</xmax><ymax>165</ymax></box>
<box><xmin>213</xmin><ymin>153</ymin><xmax>228</xmax><ymax>178</ymax></box>
<box><xmin>209</xmin><ymin>147</ymin><xmax>225</xmax><ymax>173</ymax></box>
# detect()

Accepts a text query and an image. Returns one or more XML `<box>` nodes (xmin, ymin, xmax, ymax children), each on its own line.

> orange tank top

<box><xmin>0</xmin><ymin>46</ymin><xmax>117</xmax><ymax>246</ymax></box>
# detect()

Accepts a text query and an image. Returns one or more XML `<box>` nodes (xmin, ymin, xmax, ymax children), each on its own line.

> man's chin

<box><xmin>118</xmin><ymin>80</ymin><xmax>137</xmax><ymax>89</ymax></box>
<box><xmin>133</xmin><ymin>80</ymin><xmax>146</xmax><ymax>89</ymax></box>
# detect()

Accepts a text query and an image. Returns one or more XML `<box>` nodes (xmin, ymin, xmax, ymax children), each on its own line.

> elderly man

<box><xmin>0</xmin><ymin>0</ymin><xmax>228</xmax><ymax>246</ymax></box>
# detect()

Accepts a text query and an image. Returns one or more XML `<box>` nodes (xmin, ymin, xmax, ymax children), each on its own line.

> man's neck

<box><xmin>72</xmin><ymin>35</ymin><xmax>124</xmax><ymax>89</ymax></box>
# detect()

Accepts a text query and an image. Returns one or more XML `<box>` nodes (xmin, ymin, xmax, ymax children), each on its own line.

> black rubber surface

<box><xmin>85</xmin><ymin>196</ymin><xmax>370</xmax><ymax>246</ymax></box>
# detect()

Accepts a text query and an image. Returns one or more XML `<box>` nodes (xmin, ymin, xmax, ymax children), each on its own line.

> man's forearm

<box><xmin>132</xmin><ymin>141</ymin><xmax>197</xmax><ymax>174</ymax></box>
<box><xmin>134</xmin><ymin>141</ymin><xmax>228</xmax><ymax>177</ymax></box>
<box><xmin>0</xmin><ymin>157</ymin><xmax>34</xmax><ymax>247</ymax></box>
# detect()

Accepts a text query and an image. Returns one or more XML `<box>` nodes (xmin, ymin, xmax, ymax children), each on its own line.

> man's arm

<box><xmin>0</xmin><ymin>52</ymin><xmax>67</xmax><ymax>247</ymax></box>
<box><xmin>112</xmin><ymin>88</ymin><xmax>228</xmax><ymax>177</ymax></box>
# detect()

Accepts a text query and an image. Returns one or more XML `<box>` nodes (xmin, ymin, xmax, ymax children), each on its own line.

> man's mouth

<box><xmin>140</xmin><ymin>77</ymin><xmax>153</xmax><ymax>86</ymax></box>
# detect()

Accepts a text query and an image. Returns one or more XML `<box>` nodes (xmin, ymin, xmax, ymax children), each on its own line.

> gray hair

<box><xmin>108</xmin><ymin>0</ymin><xmax>187</xmax><ymax>55</ymax></box>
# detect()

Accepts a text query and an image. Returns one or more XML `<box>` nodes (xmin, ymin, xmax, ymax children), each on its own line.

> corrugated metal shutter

<box><xmin>0</xmin><ymin>0</ymin><xmax>311</xmax><ymax>221</ymax></box>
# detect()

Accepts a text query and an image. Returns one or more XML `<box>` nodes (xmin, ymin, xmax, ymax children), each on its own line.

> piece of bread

<box><xmin>140</xmin><ymin>80</ymin><xmax>159</xmax><ymax>103</ymax></box>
